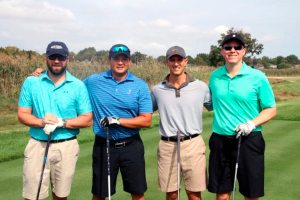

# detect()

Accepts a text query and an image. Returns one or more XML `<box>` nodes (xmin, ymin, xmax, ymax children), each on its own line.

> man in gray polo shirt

<box><xmin>152</xmin><ymin>46</ymin><xmax>212</xmax><ymax>200</ymax></box>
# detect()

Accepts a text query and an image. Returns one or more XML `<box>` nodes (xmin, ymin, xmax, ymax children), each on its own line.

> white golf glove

<box><xmin>235</xmin><ymin>121</ymin><xmax>256</xmax><ymax>138</ymax></box>
<box><xmin>56</xmin><ymin>118</ymin><xmax>64</xmax><ymax>128</ymax></box>
<box><xmin>100</xmin><ymin>116</ymin><xmax>120</xmax><ymax>127</ymax></box>
<box><xmin>43</xmin><ymin>124</ymin><xmax>58</xmax><ymax>135</ymax></box>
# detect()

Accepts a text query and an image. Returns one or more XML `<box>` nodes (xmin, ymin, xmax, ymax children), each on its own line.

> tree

<box><xmin>286</xmin><ymin>54</ymin><xmax>299</xmax><ymax>65</ymax></box>
<box><xmin>217</xmin><ymin>27</ymin><xmax>264</xmax><ymax>57</ymax></box>
<box><xmin>76</xmin><ymin>47</ymin><xmax>97</xmax><ymax>61</ymax></box>
<box><xmin>157</xmin><ymin>55</ymin><xmax>166</xmax><ymax>63</ymax></box>
<box><xmin>131</xmin><ymin>51</ymin><xmax>147</xmax><ymax>64</ymax></box>
<box><xmin>208</xmin><ymin>45</ymin><xmax>224</xmax><ymax>67</ymax></box>
<box><xmin>194</xmin><ymin>53</ymin><xmax>209</xmax><ymax>66</ymax></box>
<box><xmin>186</xmin><ymin>55</ymin><xmax>195</xmax><ymax>65</ymax></box>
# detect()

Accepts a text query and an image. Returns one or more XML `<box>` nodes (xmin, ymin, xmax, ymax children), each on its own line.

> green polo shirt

<box><xmin>18</xmin><ymin>70</ymin><xmax>92</xmax><ymax>140</ymax></box>
<box><xmin>209</xmin><ymin>62</ymin><xmax>276</xmax><ymax>136</ymax></box>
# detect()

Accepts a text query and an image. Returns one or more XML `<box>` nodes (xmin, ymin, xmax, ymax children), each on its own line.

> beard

<box><xmin>47</xmin><ymin>62</ymin><xmax>67</xmax><ymax>76</ymax></box>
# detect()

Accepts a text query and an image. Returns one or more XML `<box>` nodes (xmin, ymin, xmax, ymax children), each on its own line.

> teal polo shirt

<box><xmin>209</xmin><ymin>62</ymin><xmax>276</xmax><ymax>136</ymax></box>
<box><xmin>18</xmin><ymin>70</ymin><xmax>92</xmax><ymax>140</ymax></box>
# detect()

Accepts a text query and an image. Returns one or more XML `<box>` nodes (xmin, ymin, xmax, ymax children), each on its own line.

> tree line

<box><xmin>1</xmin><ymin>28</ymin><xmax>300</xmax><ymax>69</ymax></box>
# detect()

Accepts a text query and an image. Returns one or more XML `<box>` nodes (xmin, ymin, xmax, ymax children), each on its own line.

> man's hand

<box><xmin>100</xmin><ymin>117</ymin><xmax>120</xmax><ymax>127</ymax></box>
<box><xmin>43</xmin><ymin>113</ymin><xmax>58</xmax><ymax>125</ymax></box>
<box><xmin>43</xmin><ymin>124</ymin><xmax>58</xmax><ymax>135</ymax></box>
<box><xmin>56</xmin><ymin>118</ymin><xmax>65</xmax><ymax>128</ymax></box>
<box><xmin>235</xmin><ymin>121</ymin><xmax>256</xmax><ymax>138</ymax></box>
<box><xmin>31</xmin><ymin>67</ymin><xmax>44</xmax><ymax>76</ymax></box>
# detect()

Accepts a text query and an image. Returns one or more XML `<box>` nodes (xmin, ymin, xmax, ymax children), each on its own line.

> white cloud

<box><xmin>214</xmin><ymin>25</ymin><xmax>229</xmax><ymax>34</ymax></box>
<box><xmin>0</xmin><ymin>0</ymin><xmax>75</xmax><ymax>23</ymax></box>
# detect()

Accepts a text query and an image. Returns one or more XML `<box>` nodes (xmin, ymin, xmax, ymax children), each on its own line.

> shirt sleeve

<box><xmin>138</xmin><ymin>82</ymin><xmax>153</xmax><ymax>114</ymax></box>
<box><xmin>18</xmin><ymin>78</ymin><xmax>32</xmax><ymax>108</ymax></box>
<box><xmin>258</xmin><ymin>74</ymin><xmax>276</xmax><ymax>109</ymax></box>
<box><xmin>76</xmin><ymin>82</ymin><xmax>93</xmax><ymax>115</ymax></box>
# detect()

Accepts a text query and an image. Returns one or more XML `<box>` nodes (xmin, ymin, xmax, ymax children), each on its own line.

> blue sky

<box><xmin>0</xmin><ymin>0</ymin><xmax>299</xmax><ymax>58</ymax></box>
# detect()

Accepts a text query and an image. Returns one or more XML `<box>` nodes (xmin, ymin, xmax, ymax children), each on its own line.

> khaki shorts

<box><xmin>158</xmin><ymin>135</ymin><xmax>207</xmax><ymax>192</ymax></box>
<box><xmin>23</xmin><ymin>138</ymin><xmax>79</xmax><ymax>199</ymax></box>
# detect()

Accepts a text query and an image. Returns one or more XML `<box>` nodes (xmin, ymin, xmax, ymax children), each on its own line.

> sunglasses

<box><xmin>48</xmin><ymin>55</ymin><xmax>67</xmax><ymax>61</ymax></box>
<box><xmin>223</xmin><ymin>45</ymin><xmax>244</xmax><ymax>51</ymax></box>
<box><xmin>111</xmin><ymin>46</ymin><xmax>129</xmax><ymax>53</ymax></box>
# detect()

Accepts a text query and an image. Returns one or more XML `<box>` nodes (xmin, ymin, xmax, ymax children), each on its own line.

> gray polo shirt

<box><xmin>152</xmin><ymin>73</ymin><xmax>211</xmax><ymax>137</ymax></box>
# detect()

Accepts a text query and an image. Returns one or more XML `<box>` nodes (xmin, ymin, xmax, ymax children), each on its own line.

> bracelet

<box><xmin>41</xmin><ymin>119</ymin><xmax>46</xmax><ymax>127</ymax></box>
<box><xmin>63</xmin><ymin>119</ymin><xmax>67</xmax><ymax>128</ymax></box>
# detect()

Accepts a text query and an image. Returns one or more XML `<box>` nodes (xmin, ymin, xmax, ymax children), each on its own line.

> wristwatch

<box><xmin>63</xmin><ymin>119</ymin><xmax>67</xmax><ymax>128</ymax></box>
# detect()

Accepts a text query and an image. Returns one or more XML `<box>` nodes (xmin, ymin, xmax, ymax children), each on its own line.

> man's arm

<box><xmin>18</xmin><ymin>107</ymin><xmax>56</xmax><ymax>127</ymax></box>
<box><xmin>252</xmin><ymin>107</ymin><xmax>277</xmax><ymax>127</ymax></box>
<box><xmin>119</xmin><ymin>113</ymin><xmax>152</xmax><ymax>129</ymax></box>
<box><xmin>64</xmin><ymin>112</ymin><xmax>93</xmax><ymax>129</ymax></box>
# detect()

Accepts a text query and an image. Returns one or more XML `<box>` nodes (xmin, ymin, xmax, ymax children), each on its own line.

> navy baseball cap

<box><xmin>221</xmin><ymin>33</ymin><xmax>245</xmax><ymax>47</ymax></box>
<box><xmin>46</xmin><ymin>41</ymin><xmax>69</xmax><ymax>57</ymax></box>
<box><xmin>166</xmin><ymin>46</ymin><xmax>186</xmax><ymax>59</ymax></box>
<box><xmin>109</xmin><ymin>44</ymin><xmax>131</xmax><ymax>59</ymax></box>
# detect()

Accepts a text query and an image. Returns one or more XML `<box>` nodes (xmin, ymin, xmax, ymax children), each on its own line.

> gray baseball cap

<box><xmin>166</xmin><ymin>46</ymin><xmax>186</xmax><ymax>59</ymax></box>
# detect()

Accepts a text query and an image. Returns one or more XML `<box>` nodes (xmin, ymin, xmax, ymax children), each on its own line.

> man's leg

<box><xmin>92</xmin><ymin>195</ymin><xmax>105</xmax><ymax>200</ymax></box>
<box><xmin>52</xmin><ymin>192</ymin><xmax>67</xmax><ymax>200</ymax></box>
<box><xmin>186</xmin><ymin>190</ymin><xmax>201</xmax><ymax>200</ymax></box>
<box><xmin>166</xmin><ymin>191</ymin><xmax>177</xmax><ymax>200</ymax></box>
<box><xmin>244</xmin><ymin>197</ymin><xmax>259</xmax><ymax>200</ymax></box>
<box><xmin>131</xmin><ymin>193</ymin><xmax>146</xmax><ymax>200</ymax></box>
<box><xmin>216</xmin><ymin>192</ymin><xmax>230</xmax><ymax>200</ymax></box>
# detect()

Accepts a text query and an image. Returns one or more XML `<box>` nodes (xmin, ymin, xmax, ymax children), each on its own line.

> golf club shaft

<box><xmin>105</xmin><ymin>127</ymin><xmax>111</xmax><ymax>200</ymax></box>
<box><xmin>232</xmin><ymin>136</ymin><xmax>242</xmax><ymax>200</ymax></box>
<box><xmin>36</xmin><ymin>133</ymin><xmax>51</xmax><ymax>200</ymax></box>
<box><xmin>177</xmin><ymin>131</ymin><xmax>181</xmax><ymax>200</ymax></box>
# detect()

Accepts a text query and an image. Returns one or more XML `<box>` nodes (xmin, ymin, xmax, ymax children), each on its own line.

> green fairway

<box><xmin>1</xmin><ymin>112</ymin><xmax>300</xmax><ymax>199</ymax></box>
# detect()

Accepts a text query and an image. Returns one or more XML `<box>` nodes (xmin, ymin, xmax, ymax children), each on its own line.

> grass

<box><xmin>1</xmin><ymin>108</ymin><xmax>300</xmax><ymax>199</ymax></box>
<box><xmin>1</xmin><ymin>76</ymin><xmax>300</xmax><ymax>199</ymax></box>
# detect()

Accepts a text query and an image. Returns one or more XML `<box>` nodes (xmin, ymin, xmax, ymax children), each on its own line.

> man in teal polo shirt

<box><xmin>208</xmin><ymin>33</ymin><xmax>276</xmax><ymax>200</ymax></box>
<box><xmin>18</xmin><ymin>41</ymin><xmax>92</xmax><ymax>200</ymax></box>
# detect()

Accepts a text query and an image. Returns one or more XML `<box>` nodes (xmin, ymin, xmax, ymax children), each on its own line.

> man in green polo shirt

<box><xmin>208</xmin><ymin>33</ymin><xmax>277</xmax><ymax>200</ymax></box>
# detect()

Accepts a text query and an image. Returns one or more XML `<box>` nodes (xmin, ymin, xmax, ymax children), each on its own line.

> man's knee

<box><xmin>166</xmin><ymin>191</ymin><xmax>178</xmax><ymax>200</ymax></box>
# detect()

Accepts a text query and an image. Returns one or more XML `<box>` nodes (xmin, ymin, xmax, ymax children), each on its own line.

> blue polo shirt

<box><xmin>84</xmin><ymin>70</ymin><xmax>152</xmax><ymax>140</ymax></box>
<box><xmin>209</xmin><ymin>62</ymin><xmax>276</xmax><ymax>136</ymax></box>
<box><xmin>18</xmin><ymin>71</ymin><xmax>92</xmax><ymax>140</ymax></box>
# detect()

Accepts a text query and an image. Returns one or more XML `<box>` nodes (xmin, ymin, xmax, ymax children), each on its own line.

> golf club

<box><xmin>36</xmin><ymin>132</ymin><xmax>52</xmax><ymax>200</ymax></box>
<box><xmin>105</xmin><ymin>127</ymin><xmax>111</xmax><ymax>200</ymax></box>
<box><xmin>232</xmin><ymin>135</ymin><xmax>242</xmax><ymax>200</ymax></box>
<box><xmin>176</xmin><ymin>130</ymin><xmax>181</xmax><ymax>200</ymax></box>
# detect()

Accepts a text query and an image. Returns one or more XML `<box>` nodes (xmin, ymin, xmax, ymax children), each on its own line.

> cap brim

<box><xmin>111</xmin><ymin>52</ymin><xmax>130</xmax><ymax>58</ymax></box>
<box><xmin>167</xmin><ymin>54</ymin><xmax>186</xmax><ymax>59</ymax></box>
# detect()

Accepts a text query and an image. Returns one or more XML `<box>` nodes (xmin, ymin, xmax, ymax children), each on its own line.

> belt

<box><xmin>95</xmin><ymin>134</ymin><xmax>140</xmax><ymax>148</ymax></box>
<box><xmin>161</xmin><ymin>134</ymin><xmax>199</xmax><ymax>142</ymax></box>
<box><xmin>213</xmin><ymin>131</ymin><xmax>262</xmax><ymax>139</ymax></box>
<box><xmin>32</xmin><ymin>136</ymin><xmax>76</xmax><ymax>143</ymax></box>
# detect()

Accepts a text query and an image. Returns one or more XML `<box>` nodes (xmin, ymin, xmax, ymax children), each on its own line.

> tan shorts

<box><xmin>158</xmin><ymin>135</ymin><xmax>207</xmax><ymax>192</ymax></box>
<box><xmin>23</xmin><ymin>138</ymin><xmax>79</xmax><ymax>199</ymax></box>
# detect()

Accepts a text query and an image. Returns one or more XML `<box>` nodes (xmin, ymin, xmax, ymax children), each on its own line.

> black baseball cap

<box><xmin>166</xmin><ymin>46</ymin><xmax>186</xmax><ymax>59</ymax></box>
<box><xmin>221</xmin><ymin>33</ymin><xmax>245</xmax><ymax>47</ymax></box>
<box><xmin>109</xmin><ymin>44</ymin><xmax>131</xmax><ymax>59</ymax></box>
<box><xmin>46</xmin><ymin>41</ymin><xmax>69</xmax><ymax>57</ymax></box>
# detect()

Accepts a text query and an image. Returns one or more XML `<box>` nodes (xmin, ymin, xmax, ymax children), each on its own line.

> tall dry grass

<box><xmin>1</xmin><ymin>52</ymin><xmax>300</xmax><ymax>101</ymax></box>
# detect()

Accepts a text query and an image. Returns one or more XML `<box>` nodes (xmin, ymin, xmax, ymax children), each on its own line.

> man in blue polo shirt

<box><xmin>18</xmin><ymin>41</ymin><xmax>92</xmax><ymax>200</ymax></box>
<box><xmin>208</xmin><ymin>33</ymin><xmax>277</xmax><ymax>200</ymax></box>
<box><xmin>84</xmin><ymin>44</ymin><xmax>152</xmax><ymax>200</ymax></box>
